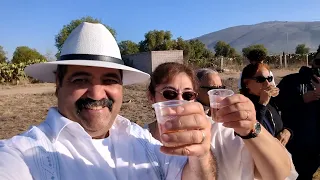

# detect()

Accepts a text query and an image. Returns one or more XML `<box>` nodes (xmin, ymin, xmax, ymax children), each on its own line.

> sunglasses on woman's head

<box><xmin>200</xmin><ymin>85</ymin><xmax>226</xmax><ymax>90</ymax></box>
<box><xmin>158</xmin><ymin>89</ymin><xmax>198</xmax><ymax>101</ymax></box>
<box><xmin>251</xmin><ymin>76</ymin><xmax>273</xmax><ymax>83</ymax></box>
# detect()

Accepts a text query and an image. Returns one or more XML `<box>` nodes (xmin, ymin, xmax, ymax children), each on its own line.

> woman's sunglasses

<box><xmin>157</xmin><ymin>89</ymin><xmax>198</xmax><ymax>101</ymax></box>
<box><xmin>251</xmin><ymin>76</ymin><xmax>273</xmax><ymax>83</ymax></box>
<box><xmin>200</xmin><ymin>85</ymin><xmax>226</xmax><ymax>90</ymax></box>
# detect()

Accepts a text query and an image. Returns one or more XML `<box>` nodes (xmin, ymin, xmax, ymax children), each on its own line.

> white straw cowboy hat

<box><xmin>24</xmin><ymin>22</ymin><xmax>150</xmax><ymax>85</ymax></box>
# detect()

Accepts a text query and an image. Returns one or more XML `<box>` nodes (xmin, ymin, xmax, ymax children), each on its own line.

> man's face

<box><xmin>197</xmin><ymin>73</ymin><xmax>222</xmax><ymax>106</ymax></box>
<box><xmin>56</xmin><ymin>65</ymin><xmax>123</xmax><ymax>139</ymax></box>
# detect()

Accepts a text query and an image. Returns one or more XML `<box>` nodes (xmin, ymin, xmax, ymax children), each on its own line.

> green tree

<box><xmin>188</xmin><ymin>40</ymin><xmax>207</xmax><ymax>59</ymax></box>
<box><xmin>139</xmin><ymin>30</ymin><xmax>174</xmax><ymax>52</ymax></box>
<box><xmin>118</xmin><ymin>40</ymin><xmax>139</xmax><ymax>55</ymax></box>
<box><xmin>242</xmin><ymin>44</ymin><xmax>268</xmax><ymax>57</ymax></box>
<box><xmin>214</xmin><ymin>41</ymin><xmax>237</xmax><ymax>57</ymax></box>
<box><xmin>11</xmin><ymin>46</ymin><xmax>46</xmax><ymax>64</ymax></box>
<box><xmin>54</xmin><ymin>16</ymin><xmax>116</xmax><ymax>58</ymax></box>
<box><xmin>0</xmin><ymin>46</ymin><xmax>7</xmax><ymax>63</ymax></box>
<box><xmin>295</xmin><ymin>44</ymin><xmax>310</xmax><ymax>55</ymax></box>
<box><xmin>172</xmin><ymin>37</ymin><xmax>192</xmax><ymax>60</ymax></box>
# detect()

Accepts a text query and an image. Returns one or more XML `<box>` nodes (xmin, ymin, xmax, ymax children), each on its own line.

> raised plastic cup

<box><xmin>207</xmin><ymin>89</ymin><xmax>234</xmax><ymax>121</ymax></box>
<box><xmin>152</xmin><ymin>100</ymin><xmax>188</xmax><ymax>144</ymax></box>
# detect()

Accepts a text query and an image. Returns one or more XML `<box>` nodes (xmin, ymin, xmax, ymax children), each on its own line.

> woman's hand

<box><xmin>259</xmin><ymin>85</ymin><xmax>279</xmax><ymax>105</ymax></box>
<box><xmin>259</xmin><ymin>86</ymin><xmax>272</xmax><ymax>106</ymax></box>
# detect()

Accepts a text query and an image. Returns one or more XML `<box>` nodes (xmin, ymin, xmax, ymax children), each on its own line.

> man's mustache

<box><xmin>75</xmin><ymin>98</ymin><xmax>114</xmax><ymax>113</ymax></box>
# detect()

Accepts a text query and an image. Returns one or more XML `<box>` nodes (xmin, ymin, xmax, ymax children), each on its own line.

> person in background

<box><xmin>240</xmin><ymin>63</ymin><xmax>292</xmax><ymax>146</ymax></box>
<box><xmin>195</xmin><ymin>68</ymin><xmax>225</xmax><ymax>116</ymax></box>
<box><xmin>275</xmin><ymin>52</ymin><xmax>320</xmax><ymax>180</ymax></box>
<box><xmin>145</xmin><ymin>62</ymin><xmax>298</xmax><ymax>179</ymax></box>
<box><xmin>145</xmin><ymin>62</ymin><xmax>199</xmax><ymax>141</ymax></box>
<box><xmin>238</xmin><ymin>49</ymin><xmax>275</xmax><ymax>89</ymax></box>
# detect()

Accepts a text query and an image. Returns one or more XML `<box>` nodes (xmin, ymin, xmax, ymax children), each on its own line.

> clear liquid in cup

<box><xmin>207</xmin><ymin>89</ymin><xmax>234</xmax><ymax>122</ymax></box>
<box><xmin>152</xmin><ymin>100</ymin><xmax>189</xmax><ymax>145</ymax></box>
<box><xmin>210</xmin><ymin>102</ymin><xmax>221</xmax><ymax>121</ymax></box>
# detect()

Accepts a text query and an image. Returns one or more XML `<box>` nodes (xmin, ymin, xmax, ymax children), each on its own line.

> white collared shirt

<box><xmin>0</xmin><ymin>108</ymin><xmax>298</xmax><ymax>180</ymax></box>
<box><xmin>0</xmin><ymin>108</ymin><xmax>186</xmax><ymax>180</ymax></box>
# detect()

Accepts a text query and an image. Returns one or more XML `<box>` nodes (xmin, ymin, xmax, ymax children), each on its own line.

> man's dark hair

<box><xmin>56</xmin><ymin>65</ymin><xmax>68</xmax><ymax>87</ymax></box>
<box><xmin>247</xmin><ymin>49</ymin><xmax>267</xmax><ymax>63</ymax></box>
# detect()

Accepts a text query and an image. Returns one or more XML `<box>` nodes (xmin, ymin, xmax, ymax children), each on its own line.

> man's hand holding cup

<box><xmin>215</xmin><ymin>94</ymin><xmax>257</xmax><ymax>137</ymax></box>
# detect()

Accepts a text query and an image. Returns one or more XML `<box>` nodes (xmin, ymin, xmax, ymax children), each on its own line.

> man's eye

<box><xmin>103</xmin><ymin>79</ymin><xmax>119</xmax><ymax>84</ymax></box>
<box><xmin>72</xmin><ymin>78</ymin><xmax>88</xmax><ymax>84</ymax></box>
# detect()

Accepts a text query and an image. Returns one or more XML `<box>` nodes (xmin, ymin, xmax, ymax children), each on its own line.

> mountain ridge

<box><xmin>193</xmin><ymin>21</ymin><xmax>320</xmax><ymax>55</ymax></box>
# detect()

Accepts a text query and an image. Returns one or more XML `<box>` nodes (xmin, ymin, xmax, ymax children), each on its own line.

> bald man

<box><xmin>196</xmin><ymin>68</ymin><xmax>225</xmax><ymax>116</ymax></box>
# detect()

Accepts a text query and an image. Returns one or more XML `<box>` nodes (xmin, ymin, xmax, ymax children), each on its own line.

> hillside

<box><xmin>194</xmin><ymin>21</ymin><xmax>320</xmax><ymax>55</ymax></box>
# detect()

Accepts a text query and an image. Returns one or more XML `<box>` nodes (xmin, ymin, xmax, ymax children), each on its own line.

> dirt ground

<box><xmin>1</xmin><ymin>68</ymin><xmax>320</xmax><ymax>179</ymax></box>
<box><xmin>0</xmin><ymin>69</ymin><xmax>298</xmax><ymax>139</ymax></box>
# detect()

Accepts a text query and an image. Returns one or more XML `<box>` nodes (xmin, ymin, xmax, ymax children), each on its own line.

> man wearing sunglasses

<box><xmin>276</xmin><ymin>52</ymin><xmax>320</xmax><ymax>180</ymax></box>
<box><xmin>196</xmin><ymin>68</ymin><xmax>225</xmax><ymax>116</ymax></box>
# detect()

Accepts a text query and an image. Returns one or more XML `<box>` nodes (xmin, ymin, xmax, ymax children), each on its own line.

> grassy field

<box><xmin>0</xmin><ymin>69</ymin><xmax>319</xmax><ymax>179</ymax></box>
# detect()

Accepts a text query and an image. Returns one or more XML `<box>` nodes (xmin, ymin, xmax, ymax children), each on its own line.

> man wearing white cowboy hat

<box><xmin>0</xmin><ymin>22</ymin><xmax>297</xmax><ymax>180</ymax></box>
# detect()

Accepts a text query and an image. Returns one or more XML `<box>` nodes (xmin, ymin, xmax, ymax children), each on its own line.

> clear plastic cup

<box><xmin>207</xmin><ymin>89</ymin><xmax>234</xmax><ymax>121</ymax></box>
<box><xmin>152</xmin><ymin>100</ymin><xmax>188</xmax><ymax>144</ymax></box>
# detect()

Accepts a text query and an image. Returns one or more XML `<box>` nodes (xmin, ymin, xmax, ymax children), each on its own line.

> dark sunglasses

<box><xmin>251</xmin><ymin>76</ymin><xmax>273</xmax><ymax>83</ymax></box>
<box><xmin>200</xmin><ymin>85</ymin><xmax>226</xmax><ymax>90</ymax></box>
<box><xmin>158</xmin><ymin>89</ymin><xmax>198</xmax><ymax>101</ymax></box>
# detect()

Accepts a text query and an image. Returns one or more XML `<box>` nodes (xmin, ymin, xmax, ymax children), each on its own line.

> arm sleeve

<box><xmin>153</xmin><ymin>144</ymin><xmax>187</xmax><ymax>180</ymax></box>
<box><xmin>284</xmin><ymin>149</ymin><xmax>299</xmax><ymax>180</ymax></box>
<box><xmin>0</xmin><ymin>146</ymin><xmax>33</xmax><ymax>180</ymax></box>
<box><xmin>254</xmin><ymin>103</ymin><xmax>268</xmax><ymax>123</ymax></box>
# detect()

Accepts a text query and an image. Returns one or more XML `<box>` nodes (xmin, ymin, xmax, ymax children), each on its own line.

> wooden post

<box><xmin>284</xmin><ymin>54</ymin><xmax>288</xmax><ymax>68</ymax></box>
<box><xmin>306</xmin><ymin>54</ymin><xmax>309</xmax><ymax>66</ymax></box>
<box><xmin>279</xmin><ymin>55</ymin><xmax>283</xmax><ymax>68</ymax></box>
<box><xmin>220</xmin><ymin>56</ymin><xmax>224</xmax><ymax>71</ymax></box>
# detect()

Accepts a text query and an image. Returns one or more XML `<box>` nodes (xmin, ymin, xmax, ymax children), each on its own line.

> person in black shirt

<box><xmin>275</xmin><ymin>52</ymin><xmax>320</xmax><ymax>180</ymax></box>
<box><xmin>240</xmin><ymin>63</ymin><xmax>292</xmax><ymax>146</ymax></box>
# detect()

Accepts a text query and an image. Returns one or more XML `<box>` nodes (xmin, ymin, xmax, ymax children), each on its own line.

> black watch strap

<box><xmin>234</xmin><ymin>122</ymin><xmax>261</xmax><ymax>139</ymax></box>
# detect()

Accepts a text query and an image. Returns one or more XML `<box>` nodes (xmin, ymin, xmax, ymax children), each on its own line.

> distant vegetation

<box><xmin>0</xmin><ymin>59</ymin><xmax>47</xmax><ymax>84</ymax></box>
<box><xmin>1</xmin><ymin>16</ymin><xmax>319</xmax><ymax>84</ymax></box>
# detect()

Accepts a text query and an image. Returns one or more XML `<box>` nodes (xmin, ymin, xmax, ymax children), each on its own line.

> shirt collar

<box><xmin>41</xmin><ymin>107</ymin><xmax>131</xmax><ymax>143</ymax></box>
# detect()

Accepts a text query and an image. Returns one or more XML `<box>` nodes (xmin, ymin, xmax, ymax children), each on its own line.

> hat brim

<box><xmin>24</xmin><ymin>60</ymin><xmax>150</xmax><ymax>85</ymax></box>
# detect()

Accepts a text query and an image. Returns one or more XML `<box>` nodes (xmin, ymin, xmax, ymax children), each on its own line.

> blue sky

<box><xmin>1</xmin><ymin>0</ymin><xmax>320</xmax><ymax>59</ymax></box>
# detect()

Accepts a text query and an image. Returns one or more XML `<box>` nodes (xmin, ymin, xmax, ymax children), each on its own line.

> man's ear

<box><xmin>55</xmin><ymin>76</ymin><xmax>60</xmax><ymax>97</ymax></box>
<box><xmin>147</xmin><ymin>91</ymin><xmax>155</xmax><ymax>104</ymax></box>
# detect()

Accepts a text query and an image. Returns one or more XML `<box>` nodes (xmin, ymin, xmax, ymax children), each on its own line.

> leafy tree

<box><xmin>54</xmin><ymin>16</ymin><xmax>116</xmax><ymax>58</ymax></box>
<box><xmin>0</xmin><ymin>46</ymin><xmax>7</xmax><ymax>63</ymax></box>
<box><xmin>189</xmin><ymin>40</ymin><xmax>207</xmax><ymax>59</ymax></box>
<box><xmin>118</xmin><ymin>40</ymin><xmax>139</xmax><ymax>55</ymax></box>
<box><xmin>139</xmin><ymin>30</ymin><xmax>174</xmax><ymax>52</ymax></box>
<box><xmin>11</xmin><ymin>46</ymin><xmax>46</xmax><ymax>64</ymax></box>
<box><xmin>172</xmin><ymin>37</ymin><xmax>192</xmax><ymax>60</ymax></box>
<box><xmin>214</xmin><ymin>41</ymin><xmax>237</xmax><ymax>57</ymax></box>
<box><xmin>242</xmin><ymin>44</ymin><xmax>268</xmax><ymax>58</ymax></box>
<box><xmin>295</xmin><ymin>44</ymin><xmax>310</xmax><ymax>55</ymax></box>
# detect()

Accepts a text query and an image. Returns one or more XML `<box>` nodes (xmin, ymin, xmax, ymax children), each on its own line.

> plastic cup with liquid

<box><xmin>207</xmin><ymin>89</ymin><xmax>234</xmax><ymax>122</ymax></box>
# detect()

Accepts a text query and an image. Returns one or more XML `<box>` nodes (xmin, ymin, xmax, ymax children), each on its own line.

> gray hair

<box><xmin>196</xmin><ymin>68</ymin><xmax>218</xmax><ymax>81</ymax></box>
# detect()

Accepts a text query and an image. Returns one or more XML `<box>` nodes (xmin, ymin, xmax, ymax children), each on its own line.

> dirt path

<box><xmin>0</xmin><ymin>84</ymin><xmax>55</xmax><ymax>96</ymax></box>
